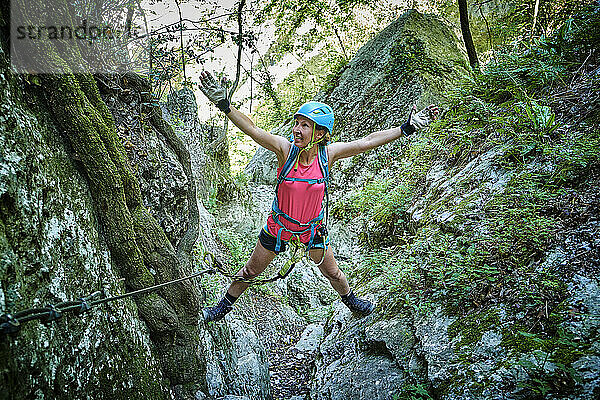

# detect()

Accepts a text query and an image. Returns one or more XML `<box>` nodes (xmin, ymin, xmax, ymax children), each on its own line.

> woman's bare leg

<box><xmin>227</xmin><ymin>240</ymin><xmax>277</xmax><ymax>298</ymax></box>
<box><xmin>309</xmin><ymin>246</ymin><xmax>350</xmax><ymax>296</ymax></box>
<box><xmin>203</xmin><ymin>240</ymin><xmax>277</xmax><ymax>322</ymax></box>
<box><xmin>309</xmin><ymin>245</ymin><xmax>374</xmax><ymax>315</ymax></box>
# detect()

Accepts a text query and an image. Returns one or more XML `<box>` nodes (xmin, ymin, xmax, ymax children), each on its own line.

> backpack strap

<box><xmin>317</xmin><ymin>144</ymin><xmax>330</xmax><ymax>227</ymax></box>
<box><xmin>276</xmin><ymin>145</ymin><xmax>300</xmax><ymax>187</ymax></box>
<box><xmin>317</xmin><ymin>144</ymin><xmax>329</xmax><ymax>181</ymax></box>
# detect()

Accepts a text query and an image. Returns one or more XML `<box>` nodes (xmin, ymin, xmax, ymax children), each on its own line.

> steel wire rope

<box><xmin>1</xmin><ymin>238</ymin><xmax>328</xmax><ymax>337</ymax></box>
<box><xmin>1</xmin><ymin>256</ymin><xmax>217</xmax><ymax>337</ymax></box>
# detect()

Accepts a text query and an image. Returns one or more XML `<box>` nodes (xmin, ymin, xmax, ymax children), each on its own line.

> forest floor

<box><xmin>240</xmin><ymin>292</ymin><xmax>316</xmax><ymax>400</ymax></box>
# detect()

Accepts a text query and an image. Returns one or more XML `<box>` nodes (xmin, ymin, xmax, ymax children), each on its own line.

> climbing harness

<box><xmin>0</xmin><ymin>261</ymin><xmax>217</xmax><ymax>338</ymax></box>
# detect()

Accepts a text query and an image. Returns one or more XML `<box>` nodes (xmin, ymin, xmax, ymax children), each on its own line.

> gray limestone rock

<box><xmin>162</xmin><ymin>89</ymin><xmax>272</xmax><ymax>400</ymax></box>
<box><xmin>414</xmin><ymin>307</ymin><xmax>459</xmax><ymax>386</ymax></box>
<box><xmin>278</xmin><ymin>262</ymin><xmax>338</xmax><ymax>323</ymax></box>
<box><xmin>310</xmin><ymin>302</ymin><xmax>411</xmax><ymax>400</ymax></box>
<box><xmin>201</xmin><ymin>317</ymin><xmax>271</xmax><ymax>400</ymax></box>
<box><xmin>295</xmin><ymin>323</ymin><xmax>325</xmax><ymax>353</ymax></box>
<box><xmin>0</xmin><ymin>64</ymin><xmax>272</xmax><ymax>399</ymax></box>
<box><xmin>0</xmin><ymin>68</ymin><xmax>168</xmax><ymax>398</ymax></box>
<box><xmin>244</xmin><ymin>125</ymin><xmax>287</xmax><ymax>185</ymax></box>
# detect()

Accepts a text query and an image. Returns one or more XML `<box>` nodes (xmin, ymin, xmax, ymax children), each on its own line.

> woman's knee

<box><xmin>240</xmin><ymin>263</ymin><xmax>260</xmax><ymax>278</ymax></box>
<box><xmin>322</xmin><ymin>267</ymin><xmax>343</xmax><ymax>283</ymax></box>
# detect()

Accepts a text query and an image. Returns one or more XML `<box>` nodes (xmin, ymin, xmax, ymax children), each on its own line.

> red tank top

<box><xmin>266</xmin><ymin>154</ymin><xmax>325</xmax><ymax>242</ymax></box>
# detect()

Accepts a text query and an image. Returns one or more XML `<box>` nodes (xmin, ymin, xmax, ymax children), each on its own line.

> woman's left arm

<box><xmin>328</xmin><ymin>126</ymin><xmax>404</xmax><ymax>165</ymax></box>
<box><xmin>328</xmin><ymin>104</ymin><xmax>439</xmax><ymax>166</ymax></box>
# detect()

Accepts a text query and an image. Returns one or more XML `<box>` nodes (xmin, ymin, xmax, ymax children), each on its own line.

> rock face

<box><xmin>0</xmin><ymin>56</ymin><xmax>271</xmax><ymax>400</ymax></box>
<box><xmin>244</xmin><ymin>125</ymin><xmax>287</xmax><ymax>185</ymax></box>
<box><xmin>311</xmin><ymin>303</ymin><xmax>412</xmax><ymax>400</ymax></box>
<box><xmin>162</xmin><ymin>88</ymin><xmax>236</xmax><ymax>202</ymax></box>
<box><xmin>200</xmin><ymin>318</ymin><xmax>271</xmax><ymax>400</ymax></box>
<box><xmin>98</xmin><ymin>76</ymin><xmax>194</xmax><ymax>251</ymax></box>
<box><xmin>318</xmin><ymin>9</ymin><xmax>469</xmax><ymax>259</ymax></box>
<box><xmin>0</xmin><ymin>60</ymin><xmax>168</xmax><ymax>398</ymax></box>
<box><xmin>318</xmin><ymin>10</ymin><xmax>468</xmax><ymax>141</ymax></box>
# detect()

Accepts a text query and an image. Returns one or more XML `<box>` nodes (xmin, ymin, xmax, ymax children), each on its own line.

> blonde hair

<box><xmin>315</xmin><ymin>125</ymin><xmax>331</xmax><ymax>146</ymax></box>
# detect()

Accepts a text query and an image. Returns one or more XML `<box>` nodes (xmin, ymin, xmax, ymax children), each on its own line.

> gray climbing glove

<box><xmin>401</xmin><ymin>104</ymin><xmax>439</xmax><ymax>135</ymax></box>
<box><xmin>199</xmin><ymin>71</ymin><xmax>231</xmax><ymax>114</ymax></box>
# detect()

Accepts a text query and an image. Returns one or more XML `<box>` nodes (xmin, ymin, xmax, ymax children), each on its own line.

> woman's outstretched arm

<box><xmin>199</xmin><ymin>71</ymin><xmax>290</xmax><ymax>165</ymax></box>
<box><xmin>226</xmin><ymin>105</ymin><xmax>290</xmax><ymax>165</ymax></box>
<box><xmin>328</xmin><ymin>104</ymin><xmax>439</xmax><ymax>165</ymax></box>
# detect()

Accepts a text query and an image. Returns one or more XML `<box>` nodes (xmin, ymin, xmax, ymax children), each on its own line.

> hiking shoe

<box><xmin>341</xmin><ymin>290</ymin><xmax>375</xmax><ymax>316</ymax></box>
<box><xmin>202</xmin><ymin>297</ymin><xmax>233</xmax><ymax>323</ymax></box>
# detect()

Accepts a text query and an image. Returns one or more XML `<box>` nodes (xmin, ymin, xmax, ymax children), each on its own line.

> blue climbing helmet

<box><xmin>295</xmin><ymin>101</ymin><xmax>335</xmax><ymax>134</ymax></box>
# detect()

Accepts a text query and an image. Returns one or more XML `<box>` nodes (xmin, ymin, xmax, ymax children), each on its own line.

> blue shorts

<box><xmin>259</xmin><ymin>227</ymin><xmax>328</xmax><ymax>254</ymax></box>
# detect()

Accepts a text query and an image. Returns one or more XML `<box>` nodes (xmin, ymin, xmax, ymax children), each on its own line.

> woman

<box><xmin>199</xmin><ymin>71</ymin><xmax>438</xmax><ymax>322</ymax></box>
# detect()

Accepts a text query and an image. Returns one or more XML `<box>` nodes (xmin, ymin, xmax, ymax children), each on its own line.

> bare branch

<box><xmin>228</xmin><ymin>0</ymin><xmax>246</xmax><ymax>98</ymax></box>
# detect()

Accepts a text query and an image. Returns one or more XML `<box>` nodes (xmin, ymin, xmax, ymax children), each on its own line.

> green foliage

<box><xmin>332</xmin><ymin>177</ymin><xmax>413</xmax><ymax>248</ymax></box>
<box><xmin>256</xmin><ymin>0</ymin><xmax>371</xmax><ymax>29</ymax></box>
<box><xmin>320</xmin><ymin>57</ymin><xmax>349</xmax><ymax>96</ymax></box>
<box><xmin>500</xmin><ymin>327</ymin><xmax>588</xmax><ymax>397</ymax></box>
<box><xmin>490</xmin><ymin>0</ymin><xmax>593</xmax><ymax>44</ymax></box>
<box><xmin>233</xmin><ymin>170</ymin><xmax>250</xmax><ymax>189</ymax></box>
<box><xmin>203</xmin><ymin>186</ymin><xmax>220</xmax><ymax>213</ymax></box>
<box><xmin>547</xmin><ymin>128</ymin><xmax>600</xmax><ymax>186</ymax></box>
<box><xmin>335</xmin><ymin>7</ymin><xmax>600</xmax><ymax>399</ymax></box>
<box><xmin>386</xmin><ymin>34</ymin><xmax>445</xmax><ymax>84</ymax></box>
<box><xmin>333</xmin><ymin>133</ymin><xmax>442</xmax><ymax>250</ymax></box>
<box><xmin>483</xmin><ymin>178</ymin><xmax>556</xmax><ymax>269</ymax></box>
<box><xmin>394</xmin><ymin>383</ymin><xmax>433</xmax><ymax>400</ymax></box>
<box><xmin>229</xmin><ymin>127</ymin><xmax>259</xmax><ymax>174</ymax></box>
<box><xmin>216</xmin><ymin>227</ymin><xmax>253</xmax><ymax>270</ymax></box>
<box><xmin>468</xmin><ymin>2</ymin><xmax>599</xmax><ymax>101</ymax></box>
<box><xmin>191</xmin><ymin>241</ymin><xmax>223</xmax><ymax>302</ymax></box>
<box><xmin>521</xmin><ymin>100</ymin><xmax>559</xmax><ymax>136</ymax></box>
<box><xmin>567</xmin><ymin>2</ymin><xmax>600</xmax><ymax>59</ymax></box>
<box><xmin>250</xmin><ymin>0</ymin><xmax>407</xmax><ymax>129</ymax></box>
<box><xmin>336</xmin><ymin>178</ymin><xmax>409</xmax><ymax>220</ymax></box>
<box><xmin>448</xmin><ymin>309</ymin><xmax>501</xmax><ymax>348</ymax></box>
<box><xmin>253</xmin><ymin>51</ymin><xmax>348</xmax><ymax>131</ymax></box>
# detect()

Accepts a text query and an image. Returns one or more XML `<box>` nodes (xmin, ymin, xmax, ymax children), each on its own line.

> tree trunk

<box><xmin>532</xmin><ymin>0</ymin><xmax>541</xmax><ymax>37</ymax></box>
<box><xmin>458</xmin><ymin>0</ymin><xmax>479</xmax><ymax>71</ymax></box>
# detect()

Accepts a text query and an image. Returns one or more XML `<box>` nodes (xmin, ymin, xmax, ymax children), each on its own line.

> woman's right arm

<box><xmin>226</xmin><ymin>105</ymin><xmax>290</xmax><ymax>166</ymax></box>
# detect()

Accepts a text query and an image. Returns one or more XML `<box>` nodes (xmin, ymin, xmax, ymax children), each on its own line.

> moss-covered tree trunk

<box><xmin>458</xmin><ymin>0</ymin><xmax>479</xmax><ymax>71</ymax></box>
<box><xmin>5</xmin><ymin>0</ymin><xmax>206</xmax><ymax>395</ymax></box>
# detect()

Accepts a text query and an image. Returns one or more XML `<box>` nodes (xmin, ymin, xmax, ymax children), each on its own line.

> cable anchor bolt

<box><xmin>0</xmin><ymin>314</ymin><xmax>21</xmax><ymax>337</ymax></box>
<box><xmin>74</xmin><ymin>298</ymin><xmax>91</xmax><ymax>316</ymax></box>
<box><xmin>42</xmin><ymin>304</ymin><xmax>62</xmax><ymax>326</ymax></box>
